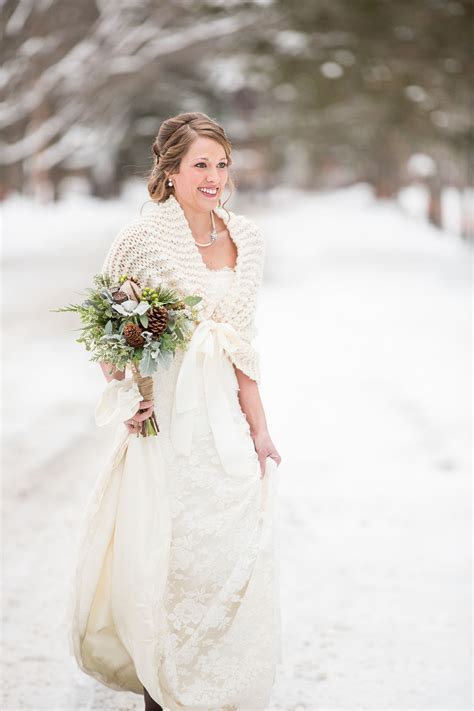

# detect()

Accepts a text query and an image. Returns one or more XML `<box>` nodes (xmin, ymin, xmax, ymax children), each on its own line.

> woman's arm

<box><xmin>234</xmin><ymin>367</ymin><xmax>268</xmax><ymax>435</ymax></box>
<box><xmin>100</xmin><ymin>362</ymin><xmax>126</xmax><ymax>383</ymax></box>
<box><xmin>234</xmin><ymin>366</ymin><xmax>281</xmax><ymax>475</ymax></box>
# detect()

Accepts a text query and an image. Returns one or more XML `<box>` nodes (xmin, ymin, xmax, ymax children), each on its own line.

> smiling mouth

<box><xmin>198</xmin><ymin>187</ymin><xmax>218</xmax><ymax>196</ymax></box>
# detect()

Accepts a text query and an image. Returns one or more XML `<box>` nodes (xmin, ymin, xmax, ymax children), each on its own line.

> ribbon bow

<box><xmin>170</xmin><ymin>319</ymin><xmax>250</xmax><ymax>477</ymax></box>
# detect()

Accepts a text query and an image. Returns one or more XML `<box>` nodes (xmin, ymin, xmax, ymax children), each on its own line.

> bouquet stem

<box><xmin>130</xmin><ymin>362</ymin><xmax>160</xmax><ymax>436</ymax></box>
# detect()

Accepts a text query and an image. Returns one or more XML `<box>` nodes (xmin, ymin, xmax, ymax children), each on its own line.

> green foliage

<box><xmin>183</xmin><ymin>295</ymin><xmax>202</xmax><ymax>307</ymax></box>
<box><xmin>51</xmin><ymin>274</ymin><xmax>203</xmax><ymax>374</ymax></box>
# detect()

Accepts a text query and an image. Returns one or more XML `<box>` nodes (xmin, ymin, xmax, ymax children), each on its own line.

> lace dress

<box><xmin>68</xmin><ymin>266</ymin><xmax>281</xmax><ymax>711</ymax></box>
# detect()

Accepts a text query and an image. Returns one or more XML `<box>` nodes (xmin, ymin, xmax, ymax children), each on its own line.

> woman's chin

<box><xmin>197</xmin><ymin>193</ymin><xmax>219</xmax><ymax>202</ymax></box>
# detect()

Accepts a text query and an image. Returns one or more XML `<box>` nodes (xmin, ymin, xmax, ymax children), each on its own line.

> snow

<box><xmin>2</xmin><ymin>184</ymin><xmax>471</xmax><ymax>709</ymax></box>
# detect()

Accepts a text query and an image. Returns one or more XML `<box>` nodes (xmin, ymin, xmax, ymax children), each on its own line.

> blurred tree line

<box><xmin>1</xmin><ymin>0</ymin><xmax>472</xmax><ymax>236</ymax></box>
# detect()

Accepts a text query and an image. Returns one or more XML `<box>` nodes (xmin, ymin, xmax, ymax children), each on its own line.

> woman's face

<box><xmin>168</xmin><ymin>136</ymin><xmax>229</xmax><ymax>213</ymax></box>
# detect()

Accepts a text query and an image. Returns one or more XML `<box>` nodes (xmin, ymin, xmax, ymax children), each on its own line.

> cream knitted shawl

<box><xmin>100</xmin><ymin>193</ymin><xmax>265</xmax><ymax>383</ymax></box>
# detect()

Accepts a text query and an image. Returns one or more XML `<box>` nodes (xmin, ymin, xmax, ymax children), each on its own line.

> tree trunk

<box><xmin>460</xmin><ymin>188</ymin><xmax>473</xmax><ymax>241</ymax></box>
<box><xmin>426</xmin><ymin>176</ymin><xmax>443</xmax><ymax>229</ymax></box>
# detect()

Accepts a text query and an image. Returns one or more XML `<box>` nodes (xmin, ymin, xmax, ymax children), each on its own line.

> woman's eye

<box><xmin>195</xmin><ymin>162</ymin><xmax>228</xmax><ymax>168</ymax></box>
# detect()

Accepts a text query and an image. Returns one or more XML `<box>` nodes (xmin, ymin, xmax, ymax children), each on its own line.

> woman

<box><xmin>68</xmin><ymin>112</ymin><xmax>282</xmax><ymax>711</ymax></box>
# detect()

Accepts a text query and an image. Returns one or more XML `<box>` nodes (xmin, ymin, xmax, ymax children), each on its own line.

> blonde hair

<box><xmin>147</xmin><ymin>112</ymin><xmax>234</xmax><ymax>215</ymax></box>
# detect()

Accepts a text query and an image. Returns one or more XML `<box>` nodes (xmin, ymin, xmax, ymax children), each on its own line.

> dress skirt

<box><xmin>67</xmin><ymin>315</ymin><xmax>282</xmax><ymax>711</ymax></box>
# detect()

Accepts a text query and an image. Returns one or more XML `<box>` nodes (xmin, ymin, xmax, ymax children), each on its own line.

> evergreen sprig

<box><xmin>51</xmin><ymin>273</ymin><xmax>202</xmax><ymax>376</ymax></box>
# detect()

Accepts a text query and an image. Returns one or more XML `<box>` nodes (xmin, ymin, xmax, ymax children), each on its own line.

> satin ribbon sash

<box><xmin>170</xmin><ymin>319</ymin><xmax>252</xmax><ymax>477</ymax></box>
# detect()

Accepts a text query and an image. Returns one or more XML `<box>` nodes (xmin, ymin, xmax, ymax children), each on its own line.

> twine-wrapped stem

<box><xmin>129</xmin><ymin>362</ymin><xmax>160</xmax><ymax>436</ymax></box>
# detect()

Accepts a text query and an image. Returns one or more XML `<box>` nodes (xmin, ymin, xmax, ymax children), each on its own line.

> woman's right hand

<box><xmin>124</xmin><ymin>399</ymin><xmax>154</xmax><ymax>434</ymax></box>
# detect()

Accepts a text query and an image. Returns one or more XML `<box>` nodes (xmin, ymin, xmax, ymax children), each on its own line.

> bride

<box><xmin>68</xmin><ymin>111</ymin><xmax>282</xmax><ymax>711</ymax></box>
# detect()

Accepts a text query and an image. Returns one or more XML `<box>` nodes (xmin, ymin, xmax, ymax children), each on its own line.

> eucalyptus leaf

<box><xmin>100</xmin><ymin>288</ymin><xmax>116</xmax><ymax>304</ymax></box>
<box><xmin>139</xmin><ymin>347</ymin><xmax>158</xmax><ymax>377</ymax></box>
<box><xmin>99</xmin><ymin>333</ymin><xmax>126</xmax><ymax>344</ymax></box>
<box><xmin>182</xmin><ymin>295</ymin><xmax>202</xmax><ymax>306</ymax></box>
<box><xmin>157</xmin><ymin>349</ymin><xmax>173</xmax><ymax>369</ymax></box>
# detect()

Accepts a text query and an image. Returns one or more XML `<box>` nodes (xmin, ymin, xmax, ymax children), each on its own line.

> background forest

<box><xmin>1</xmin><ymin>0</ymin><xmax>472</xmax><ymax>236</ymax></box>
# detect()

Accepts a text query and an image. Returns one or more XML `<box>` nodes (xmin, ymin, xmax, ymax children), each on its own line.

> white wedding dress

<box><xmin>68</xmin><ymin>266</ymin><xmax>282</xmax><ymax>711</ymax></box>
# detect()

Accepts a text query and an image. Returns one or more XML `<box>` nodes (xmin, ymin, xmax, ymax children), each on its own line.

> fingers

<box><xmin>129</xmin><ymin>399</ymin><xmax>155</xmax><ymax>424</ymax></box>
<box><xmin>133</xmin><ymin>405</ymin><xmax>155</xmax><ymax>422</ymax></box>
<box><xmin>137</xmin><ymin>399</ymin><xmax>154</xmax><ymax>416</ymax></box>
<box><xmin>125</xmin><ymin>420</ymin><xmax>140</xmax><ymax>433</ymax></box>
<box><xmin>258</xmin><ymin>454</ymin><xmax>282</xmax><ymax>478</ymax></box>
<box><xmin>124</xmin><ymin>399</ymin><xmax>155</xmax><ymax>431</ymax></box>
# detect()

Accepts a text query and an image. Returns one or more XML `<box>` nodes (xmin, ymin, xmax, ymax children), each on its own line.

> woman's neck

<box><xmin>176</xmin><ymin>197</ymin><xmax>224</xmax><ymax>241</ymax></box>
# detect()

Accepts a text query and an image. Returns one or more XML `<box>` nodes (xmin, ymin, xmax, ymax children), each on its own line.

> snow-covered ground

<box><xmin>2</xmin><ymin>184</ymin><xmax>471</xmax><ymax>710</ymax></box>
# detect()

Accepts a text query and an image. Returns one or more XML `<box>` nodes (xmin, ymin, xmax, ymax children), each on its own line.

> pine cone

<box><xmin>148</xmin><ymin>305</ymin><xmax>168</xmax><ymax>336</ymax></box>
<box><xmin>171</xmin><ymin>301</ymin><xmax>186</xmax><ymax>310</ymax></box>
<box><xmin>123</xmin><ymin>322</ymin><xmax>145</xmax><ymax>347</ymax></box>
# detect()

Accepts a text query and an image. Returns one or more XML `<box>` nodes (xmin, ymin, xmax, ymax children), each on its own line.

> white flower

<box><xmin>112</xmin><ymin>300</ymin><xmax>150</xmax><ymax>316</ymax></box>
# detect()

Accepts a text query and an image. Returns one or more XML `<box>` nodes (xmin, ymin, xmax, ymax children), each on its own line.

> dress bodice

<box><xmin>203</xmin><ymin>266</ymin><xmax>235</xmax><ymax>311</ymax></box>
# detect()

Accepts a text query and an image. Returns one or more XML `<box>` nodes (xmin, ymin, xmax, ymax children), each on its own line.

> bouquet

<box><xmin>51</xmin><ymin>273</ymin><xmax>202</xmax><ymax>436</ymax></box>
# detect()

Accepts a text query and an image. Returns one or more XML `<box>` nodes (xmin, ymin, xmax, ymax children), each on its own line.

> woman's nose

<box><xmin>206</xmin><ymin>169</ymin><xmax>219</xmax><ymax>183</ymax></box>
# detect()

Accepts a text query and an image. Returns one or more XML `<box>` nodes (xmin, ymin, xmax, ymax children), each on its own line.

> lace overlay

<box><xmin>68</xmin><ymin>266</ymin><xmax>281</xmax><ymax>710</ymax></box>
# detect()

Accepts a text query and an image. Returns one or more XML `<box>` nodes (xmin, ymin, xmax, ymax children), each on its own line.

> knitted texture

<box><xmin>100</xmin><ymin>194</ymin><xmax>265</xmax><ymax>382</ymax></box>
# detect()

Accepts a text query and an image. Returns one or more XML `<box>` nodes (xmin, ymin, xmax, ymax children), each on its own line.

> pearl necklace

<box><xmin>194</xmin><ymin>210</ymin><xmax>220</xmax><ymax>248</ymax></box>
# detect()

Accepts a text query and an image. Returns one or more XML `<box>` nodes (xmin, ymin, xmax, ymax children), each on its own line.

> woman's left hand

<box><xmin>252</xmin><ymin>430</ymin><xmax>282</xmax><ymax>478</ymax></box>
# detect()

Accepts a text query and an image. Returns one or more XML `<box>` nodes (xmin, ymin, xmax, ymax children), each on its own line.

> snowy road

<box><xmin>2</xmin><ymin>185</ymin><xmax>471</xmax><ymax>709</ymax></box>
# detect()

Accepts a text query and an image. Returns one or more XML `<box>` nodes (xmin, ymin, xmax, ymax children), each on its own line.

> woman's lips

<box><xmin>198</xmin><ymin>187</ymin><xmax>218</xmax><ymax>198</ymax></box>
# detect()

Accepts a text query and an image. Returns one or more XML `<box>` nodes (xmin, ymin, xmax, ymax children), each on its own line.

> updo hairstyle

<box><xmin>147</xmin><ymin>112</ymin><xmax>234</xmax><ymax>212</ymax></box>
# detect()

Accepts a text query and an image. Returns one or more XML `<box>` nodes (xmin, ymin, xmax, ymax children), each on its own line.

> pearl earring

<box><xmin>167</xmin><ymin>178</ymin><xmax>173</xmax><ymax>187</ymax></box>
